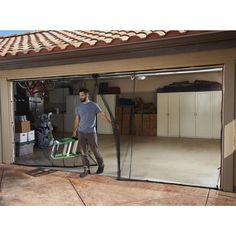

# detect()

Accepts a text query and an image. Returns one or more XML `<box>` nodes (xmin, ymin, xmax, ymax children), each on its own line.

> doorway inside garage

<box><xmin>11</xmin><ymin>65</ymin><xmax>223</xmax><ymax>188</ymax></box>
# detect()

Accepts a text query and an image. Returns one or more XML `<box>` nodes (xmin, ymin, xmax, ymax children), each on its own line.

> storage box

<box><xmin>15</xmin><ymin>121</ymin><xmax>31</xmax><ymax>133</ymax></box>
<box><xmin>140</xmin><ymin>114</ymin><xmax>157</xmax><ymax>136</ymax></box>
<box><xmin>107</xmin><ymin>87</ymin><xmax>121</xmax><ymax>94</ymax></box>
<box><xmin>122</xmin><ymin>114</ymin><xmax>131</xmax><ymax>135</ymax></box>
<box><xmin>115</xmin><ymin>107</ymin><xmax>123</xmax><ymax>132</ymax></box>
<box><xmin>142</xmin><ymin>114</ymin><xmax>150</xmax><ymax>136</ymax></box>
<box><xmin>133</xmin><ymin>113</ymin><xmax>158</xmax><ymax>136</ymax></box>
<box><xmin>135</xmin><ymin>114</ymin><xmax>143</xmax><ymax>135</ymax></box>
<box><xmin>15</xmin><ymin>142</ymin><xmax>34</xmax><ymax>156</ymax></box>
<box><xmin>123</xmin><ymin>107</ymin><xmax>132</xmax><ymax>114</ymax></box>
<box><xmin>15</xmin><ymin>132</ymin><xmax>28</xmax><ymax>143</ymax></box>
<box><xmin>27</xmin><ymin>130</ymin><xmax>35</xmax><ymax>142</ymax></box>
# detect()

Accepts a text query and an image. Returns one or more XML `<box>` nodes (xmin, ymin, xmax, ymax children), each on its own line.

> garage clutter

<box><xmin>156</xmin><ymin>80</ymin><xmax>222</xmax><ymax>93</ymax></box>
<box><xmin>115</xmin><ymin>97</ymin><xmax>157</xmax><ymax>136</ymax></box>
<box><xmin>134</xmin><ymin>97</ymin><xmax>157</xmax><ymax>136</ymax></box>
<box><xmin>15</xmin><ymin>116</ymin><xmax>35</xmax><ymax>156</ymax></box>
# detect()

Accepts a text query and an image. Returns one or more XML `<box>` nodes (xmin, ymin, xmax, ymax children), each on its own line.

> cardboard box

<box><xmin>27</xmin><ymin>130</ymin><xmax>35</xmax><ymax>142</ymax></box>
<box><xmin>142</xmin><ymin>114</ymin><xmax>157</xmax><ymax>136</ymax></box>
<box><xmin>115</xmin><ymin>107</ymin><xmax>123</xmax><ymax>133</ymax></box>
<box><xmin>115</xmin><ymin>106</ymin><xmax>123</xmax><ymax>116</ymax></box>
<box><xmin>15</xmin><ymin>132</ymin><xmax>28</xmax><ymax>143</ymax></box>
<box><xmin>150</xmin><ymin>114</ymin><xmax>157</xmax><ymax>128</ymax></box>
<box><xmin>15</xmin><ymin>121</ymin><xmax>31</xmax><ymax>133</ymax></box>
<box><xmin>123</xmin><ymin>107</ymin><xmax>132</xmax><ymax>114</ymax></box>
<box><xmin>142</xmin><ymin>114</ymin><xmax>150</xmax><ymax>135</ymax></box>
<box><xmin>115</xmin><ymin>107</ymin><xmax>123</xmax><ymax>121</ymax></box>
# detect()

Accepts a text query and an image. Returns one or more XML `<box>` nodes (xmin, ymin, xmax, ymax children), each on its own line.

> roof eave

<box><xmin>0</xmin><ymin>31</ymin><xmax>236</xmax><ymax>70</ymax></box>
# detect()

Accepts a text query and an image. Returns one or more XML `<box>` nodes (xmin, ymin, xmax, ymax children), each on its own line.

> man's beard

<box><xmin>80</xmin><ymin>98</ymin><xmax>86</xmax><ymax>102</ymax></box>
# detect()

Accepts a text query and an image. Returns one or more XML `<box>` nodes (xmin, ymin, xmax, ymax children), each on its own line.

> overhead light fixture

<box><xmin>136</xmin><ymin>75</ymin><xmax>146</xmax><ymax>80</ymax></box>
<box><xmin>130</xmin><ymin>75</ymin><xmax>146</xmax><ymax>81</ymax></box>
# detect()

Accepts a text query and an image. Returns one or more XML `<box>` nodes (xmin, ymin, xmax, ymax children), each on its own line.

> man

<box><xmin>72</xmin><ymin>88</ymin><xmax>112</xmax><ymax>178</ymax></box>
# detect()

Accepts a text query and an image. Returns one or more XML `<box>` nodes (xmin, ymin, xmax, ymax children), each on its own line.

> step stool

<box><xmin>51</xmin><ymin>137</ymin><xmax>80</xmax><ymax>160</ymax></box>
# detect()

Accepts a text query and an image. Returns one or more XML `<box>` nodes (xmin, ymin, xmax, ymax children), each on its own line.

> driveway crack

<box><xmin>68</xmin><ymin>178</ymin><xmax>86</xmax><ymax>206</ymax></box>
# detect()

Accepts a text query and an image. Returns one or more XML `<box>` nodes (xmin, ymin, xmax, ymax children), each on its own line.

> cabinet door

<box><xmin>179</xmin><ymin>92</ymin><xmax>196</xmax><ymax>138</ymax></box>
<box><xmin>97</xmin><ymin>94</ymin><xmax>116</xmax><ymax>134</ymax></box>
<box><xmin>212</xmin><ymin>91</ymin><xmax>222</xmax><ymax>139</ymax></box>
<box><xmin>51</xmin><ymin>114</ymin><xmax>64</xmax><ymax>132</ymax></box>
<box><xmin>195</xmin><ymin>92</ymin><xmax>212</xmax><ymax>138</ymax></box>
<box><xmin>49</xmin><ymin>88</ymin><xmax>70</xmax><ymax>103</ymax></box>
<box><xmin>157</xmin><ymin>93</ymin><xmax>168</xmax><ymax>136</ymax></box>
<box><xmin>168</xmin><ymin>93</ymin><xmax>180</xmax><ymax>137</ymax></box>
<box><xmin>66</xmin><ymin>95</ymin><xmax>80</xmax><ymax>114</ymax></box>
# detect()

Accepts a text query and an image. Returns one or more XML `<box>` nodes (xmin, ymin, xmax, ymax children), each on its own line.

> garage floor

<box><xmin>0</xmin><ymin>164</ymin><xmax>235</xmax><ymax>206</ymax></box>
<box><xmin>14</xmin><ymin>135</ymin><xmax>221</xmax><ymax>188</ymax></box>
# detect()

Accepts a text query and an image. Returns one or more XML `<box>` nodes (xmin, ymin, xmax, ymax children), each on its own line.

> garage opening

<box><xmin>11</xmin><ymin>65</ymin><xmax>223</xmax><ymax>188</ymax></box>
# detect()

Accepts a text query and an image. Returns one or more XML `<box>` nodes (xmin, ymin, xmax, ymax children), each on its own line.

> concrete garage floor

<box><xmin>100</xmin><ymin>135</ymin><xmax>221</xmax><ymax>188</ymax></box>
<box><xmin>0</xmin><ymin>164</ymin><xmax>236</xmax><ymax>206</ymax></box>
<box><xmin>14</xmin><ymin>135</ymin><xmax>221</xmax><ymax>188</ymax></box>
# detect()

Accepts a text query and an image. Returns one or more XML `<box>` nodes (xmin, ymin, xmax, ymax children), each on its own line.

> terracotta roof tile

<box><xmin>0</xmin><ymin>30</ymin><xmax>206</xmax><ymax>58</ymax></box>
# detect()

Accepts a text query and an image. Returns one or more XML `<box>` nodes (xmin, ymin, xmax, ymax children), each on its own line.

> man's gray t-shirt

<box><xmin>75</xmin><ymin>101</ymin><xmax>102</xmax><ymax>133</ymax></box>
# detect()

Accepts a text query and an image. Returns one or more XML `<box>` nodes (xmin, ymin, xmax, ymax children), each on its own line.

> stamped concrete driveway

<box><xmin>1</xmin><ymin>164</ymin><xmax>236</xmax><ymax>206</ymax></box>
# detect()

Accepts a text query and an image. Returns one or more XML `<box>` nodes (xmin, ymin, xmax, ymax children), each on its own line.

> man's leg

<box><xmin>87</xmin><ymin>133</ymin><xmax>104</xmax><ymax>174</ymax></box>
<box><xmin>78</xmin><ymin>132</ymin><xmax>90</xmax><ymax>177</ymax></box>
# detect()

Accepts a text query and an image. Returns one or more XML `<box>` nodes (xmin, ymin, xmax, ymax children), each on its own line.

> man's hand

<box><xmin>98</xmin><ymin>112</ymin><xmax>112</xmax><ymax>125</ymax></box>
<box><xmin>112</xmin><ymin>120</ymin><xmax>119</xmax><ymax>130</ymax></box>
<box><xmin>73</xmin><ymin>115</ymin><xmax>80</xmax><ymax>137</ymax></box>
<box><xmin>98</xmin><ymin>112</ymin><xmax>119</xmax><ymax>130</ymax></box>
<box><xmin>72</xmin><ymin>130</ymin><xmax>77</xmax><ymax>138</ymax></box>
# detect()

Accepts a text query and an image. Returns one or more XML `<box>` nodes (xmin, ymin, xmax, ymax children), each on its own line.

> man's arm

<box><xmin>98</xmin><ymin>112</ymin><xmax>112</xmax><ymax>125</ymax></box>
<box><xmin>72</xmin><ymin>115</ymin><xmax>80</xmax><ymax>137</ymax></box>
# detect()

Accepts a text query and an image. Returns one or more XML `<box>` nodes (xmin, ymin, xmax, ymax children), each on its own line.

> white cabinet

<box><xmin>64</xmin><ymin>114</ymin><xmax>76</xmax><ymax>133</ymax></box>
<box><xmin>66</xmin><ymin>95</ymin><xmax>80</xmax><ymax>114</ymax></box>
<box><xmin>157</xmin><ymin>93</ymin><xmax>180</xmax><ymax>137</ymax></box>
<box><xmin>179</xmin><ymin>92</ymin><xmax>196</xmax><ymax>138</ymax></box>
<box><xmin>157</xmin><ymin>91</ymin><xmax>222</xmax><ymax>139</ymax></box>
<box><xmin>51</xmin><ymin>114</ymin><xmax>64</xmax><ymax>132</ymax></box>
<box><xmin>168</xmin><ymin>93</ymin><xmax>180</xmax><ymax>137</ymax></box>
<box><xmin>195</xmin><ymin>92</ymin><xmax>212</xmax><ymax>138</ymax></box>
<box><xmin>157</xmin><ymin>93</ymin><xmax>168</xmax><ymax>136</ymax></box>
<box><xmin>96</xmin><ymin>94</ymin><xmax>116</xmax><ymax>134</ymax></box>
<box><xmin>49</xmin><ymin>88</ymin><xmax>70</xmax><ymax>103</ymax></box>
<box><xmin>51</xmin><ymin>95</ymin><xmax>79</xmax><ymax>133</ymax></box>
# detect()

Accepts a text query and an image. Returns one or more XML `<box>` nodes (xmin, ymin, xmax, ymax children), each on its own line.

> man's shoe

<box><xmin>80</xmin><ymin>168</ymin><xmax>90</xmax><ymax>178</ymax></box>
<box><xmin>96</xmin><ymin>164</ymin><xmax>104</xmax><ymax>174</ymax></box>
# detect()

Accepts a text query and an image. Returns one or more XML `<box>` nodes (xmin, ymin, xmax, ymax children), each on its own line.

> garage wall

<box><xmin>0</xmin><ymin>47</ymin><xmax>235</xmax><ymax>191</ymax></box>
<box><xmin>0</xmin><ymin>78</ymin><xmax>14</xmax><ymax>164</ymax></box>
<box><xmin>0</xmin><ymin>86</ymin><xmax>2</xmax><ymax>165</ymax></box>
<box><xmin>103</xmin><ymin>71</ymin><xmax>222</xmax><ymax>93</ymax></box>
<box><xmin>94</xmin><ymin>71</ymin><xmax>222</xmax><ymax>105</ymax></box>
<box><xmin>70</xmin><ymin>71</ymin><xmax>222</xmax><ymax>106</ymax></box>
<box><xmin>222</xmin><ymin>61</ymin><xmax>235</xmax><ymax>192</ymax></box>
